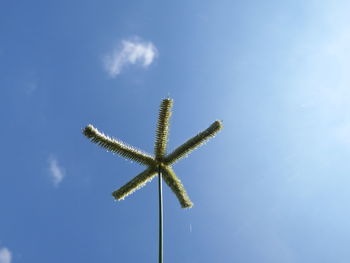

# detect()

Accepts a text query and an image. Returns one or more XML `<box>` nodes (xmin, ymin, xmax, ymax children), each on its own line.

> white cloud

<box><xmin>104</xmin><ymin>38</ymin><xmax>158</xmax><ymax>77</ymax></box>
<box><xmin>0</xmin><ymin>248</ymin><xmax>12</xmax><ymax>263</ymax></box>
<box><xmin>48</xmin><ymin>156</ymin><xmax>65</xmax><ymax>187</ymax></box>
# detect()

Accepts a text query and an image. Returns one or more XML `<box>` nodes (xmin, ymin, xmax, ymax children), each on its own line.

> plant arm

<box><xmin>154</xmin><ymin>98</ymin><xmax>173</xmax><ymax>160</ymax></box>
<box><xmin>83</xmin><ymin>124</ymin><xmax>156</xmax><ymax>166</ymax></box>
<box><xmin>160</xmin><ymin>164</ymin><xmax>193</xmax><ymax>208</ymax></box>
<box><xmin>112</xmin><ymin>166</ymin><xmax>158</xmax><ymax>200</ymax></box>
<box><xmin>164</xmin><ymin>120</ymin><xmax>223</xmax><ymax>165</ymax></box>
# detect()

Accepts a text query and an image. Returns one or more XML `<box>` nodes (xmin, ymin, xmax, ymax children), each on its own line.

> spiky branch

<box><xmin>112</xmin><ymin>166</ymin><xmax>158</xmax><ymax>200</ymax></box>
<box><xmin>160</xmin><ymin>164</ymin><xmax>192</xmax><ymax>208</ymax></box>
<box><xmin>164</xmin><ymin>120</ymin><xmax>223</xmax><ymax>165</ymax></box>
<box><xmin>155</xmin><ymin>99</ymin><xmax>173</xmax><ymax>160</ymax></box>
<box><xmin>83</xmin><ymin>124</ymin><xmax>156</xmax><ymax>166</ymax></box>
<box><xmin>83</xmin><ymin>99</ymin><xmax>222</xmax><ymax>208</ymax></box>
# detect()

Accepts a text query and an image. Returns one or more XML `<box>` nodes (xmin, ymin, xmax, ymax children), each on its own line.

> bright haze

<box><xmin>1</xmin><ymin>1</ymin><xmax>350</xmax><ymax>263</ymax></box>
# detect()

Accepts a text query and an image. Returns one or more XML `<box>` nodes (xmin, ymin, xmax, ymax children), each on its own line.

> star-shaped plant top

<box><xmin>83</xmin><ymin>98</ymin><xmax>222</xmax><ymax>208</ymax></box>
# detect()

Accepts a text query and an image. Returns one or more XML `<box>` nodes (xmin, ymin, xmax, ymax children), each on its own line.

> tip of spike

<box><xmin>209</xmin><ymin>120</ymin><xmax>223</xmax><ymax>133</ymax></box>
<box><xmin>214</xmin><ymin>120</ymin><xmax>223</xmax><ymax>129</ymax></box>
<box><xmin>83</xmin><ymin>124</ymin><xmax>96</xmax><ymax>138</ymax></box>
<box><xmin>182</xmin><ymin>202</ymin><xmax>194</xmax><ymax>209</ymax></box>
<box><xmin>162</xmin><ymin>98</ymin><xmax>173</xmax><ymax>104</ymax></box>
<box><xmin>112</xmin><ymin>191</ymin><xmax>122</xmax><ymax>201</ymax></box>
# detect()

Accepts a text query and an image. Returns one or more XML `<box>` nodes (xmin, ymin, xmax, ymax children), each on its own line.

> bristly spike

<box><xmin>164</xmin><ymin>120</ymin><xmax>223</xmax><ymax>165</ymax></box>
<box><xmin>160</xmin><ymin>164</ymin><xmax>193</xmax><ymax>208</ymax></box>
<box><xmin>83</xmin><ymin>99</ymin><xmax>223</xmax><ymax>210</ymax></box>
<box><xmin>112</xmin><ymin>166</ymin><xmax>158</xmax><ymax>200</ymax></box>
<box><xmin>154</xmin><ymin>98</ymin><xmax>173</xmax><ymax>160</ymax></box>
<box><xmin>83</xmin><ymin>125</ymin><xmax>156</xmax><ymax>166</ymax></box>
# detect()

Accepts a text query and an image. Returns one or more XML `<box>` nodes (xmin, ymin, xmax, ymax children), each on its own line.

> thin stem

<box><xmin>158</xmin><ymin>165</ymin><xmax>163</xmax><ymax>263</ymax></box>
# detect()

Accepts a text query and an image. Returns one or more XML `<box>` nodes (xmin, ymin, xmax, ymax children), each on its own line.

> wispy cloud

<box><xmin>48</xmin><ymin>156</ymin><xmax>65</xmax><ymax>187</ymax></box>
<box><xmin>104</xmin><ymin>38</ymin><xmax>158</xmax><ymax>77</ymax></box>
<box><xmin>0</xmin><ymin>248</ymin><xmax>12</xmax><ymax>263</ymax></box>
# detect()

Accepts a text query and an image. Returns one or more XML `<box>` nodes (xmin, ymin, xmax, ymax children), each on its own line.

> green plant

<box><xmin>83</xmin><ymin>98</ymin><xmax>222</xmax><ymax>262</ymax></box>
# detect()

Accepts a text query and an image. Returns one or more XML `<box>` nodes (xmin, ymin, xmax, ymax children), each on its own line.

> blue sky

<box><xmin>1</xmin><ymin>1</ymin><xmax>350</xmax><ymax>262</ymax></box>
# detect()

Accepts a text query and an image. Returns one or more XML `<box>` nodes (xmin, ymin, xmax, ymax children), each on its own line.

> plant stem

<box><xmin>158</xmin><ymin>165</ymin><xmax>163</xmax><ymax>263</ymax></box>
